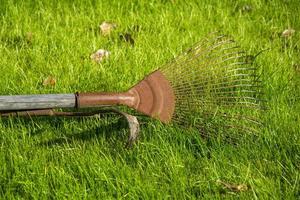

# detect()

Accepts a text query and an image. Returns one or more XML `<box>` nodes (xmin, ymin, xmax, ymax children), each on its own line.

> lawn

<box><xmin>0</xmin><ymin>0</ymin><xmax>299</xmax><ymax>199</ymax></box>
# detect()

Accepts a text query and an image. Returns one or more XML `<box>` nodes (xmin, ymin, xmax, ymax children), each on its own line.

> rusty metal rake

<box><xmin>0</xmin><ymin>33</ymin><xmax>262</xmax><ymax>143</ymax></box>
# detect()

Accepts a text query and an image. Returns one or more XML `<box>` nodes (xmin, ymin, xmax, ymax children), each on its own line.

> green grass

<box><xmin>0</xmin><ymin>0</ymin><xmax>299</xmax><ymax>199</ymax></box>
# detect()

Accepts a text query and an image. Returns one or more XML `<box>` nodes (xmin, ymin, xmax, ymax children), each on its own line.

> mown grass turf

<box><xmin>0</xmin><ymin>0</ymin><xmax>299</xmax><ymax>199</ymax></box>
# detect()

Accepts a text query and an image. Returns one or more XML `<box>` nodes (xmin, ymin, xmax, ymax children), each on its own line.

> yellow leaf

<box><xmin>43</xmin><ymin>76</ymin><xmax>56</xmax><ymax>86</ymax></box>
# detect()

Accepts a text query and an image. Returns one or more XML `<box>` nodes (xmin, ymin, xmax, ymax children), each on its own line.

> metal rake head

<box><xmin>156</xmin><ymin>33</ymin><xmax>263</xmax><ymax>138</ymax></box>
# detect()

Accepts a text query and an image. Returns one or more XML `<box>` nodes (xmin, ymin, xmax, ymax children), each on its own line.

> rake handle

<box><xmin>0</xmin><ymin>92</ymin><xmax>136</xmax><ymax>111</ymax></box>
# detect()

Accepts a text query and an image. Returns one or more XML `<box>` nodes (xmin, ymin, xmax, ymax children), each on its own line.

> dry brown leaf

<box><xmin>90</xmin><ymin>49</ymin><xmax>110</xmax><ymax>63</ymax></box>
<box><xmin>43</xmin><ymin>76</ymin><xmax>56</xmax><ymax>86</ymax></box>
<box><xmin>282</xmin><ymin>28</ymin><xmax>295</xmax><ymax>38</ymax></box>
<box><xmin>99</xmin><ymin>21</ymin><xmax>117</xmax><ymax>36</ymax></box>
<box><xmin>242</xmin><ymin>4</ymin><xmax>253</xmax><ymax>12</ymax></box>
<box><xmin>217</xmin><ymin>180</ymin><xmax>249</xmax><ymax>192</ymax></box>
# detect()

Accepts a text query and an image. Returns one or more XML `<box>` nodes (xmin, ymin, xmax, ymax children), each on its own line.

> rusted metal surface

<box><xmin>128</xmin><ymin>70</ymin><xmax>175</xmax><ymax>123</ymax></box>
<box><xmin>76</xmin><ymin>70</ymin><xmax>176</xmax><ymax>123</ymax></box>
<box><xmin>76</xmin><ymin>91</ymin><xmax>137</xmax><ymax>108</ymax></box>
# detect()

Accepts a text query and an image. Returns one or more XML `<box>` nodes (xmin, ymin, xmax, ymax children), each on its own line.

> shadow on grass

<box><xmin>38</xmin><ymin>120</ymin><xmax>124</xmax><ymax>147</ymax></box>
<box><xmin>0</xmin><ymin>115</ymin><xmax>143</xmax><ymax>148</ymax></box>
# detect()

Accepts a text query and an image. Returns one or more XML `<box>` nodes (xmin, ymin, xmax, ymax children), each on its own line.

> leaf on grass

<box><xmin>99</xmin><ymin>21</ymin><xmax>117</xmax><ymax>36</ymax></box>
<box><xmin>119</xmin><ymin>33</ymin><xmax>135</xmax><ymax>46</ymax></box>
<box><xmin>234</xmin><ymin>4</ymin><xmax>253</xmax><ymax>14</ymax></box>
<box><xmin>217</xmin><ymin>180</ymin><xmax>249</xmax><ymax>192</ymax></box>
<box><xmin>42</xmin><ymin>76</ymin><xmax>56</xmax><ymax>86</ymax></box>
<box><xmin>90</xmin><ymin>49</ymin><xmax>110</xmax><ymax>63</ymax></box>
<box><xmin>282</xmin><ymin>28</ymin><xmax>295</xmax><ymax>38</ymax></box>
<box><xmin>241</xmin><ymin>4</ymin><xmax>253</xmax><ymax>12</ymax></box>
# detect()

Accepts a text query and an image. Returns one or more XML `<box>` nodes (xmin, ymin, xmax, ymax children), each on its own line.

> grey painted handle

<box><xmin>0</xmin><ymin>94</ymin><xmax>76</xmax><ymax>111</ymax></box>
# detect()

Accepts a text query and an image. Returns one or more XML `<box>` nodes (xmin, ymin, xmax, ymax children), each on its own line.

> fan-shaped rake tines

<box><xmin>159</xmin><ymin>33</ymin><xmax>263</xmax><ymax>140</ymax></box>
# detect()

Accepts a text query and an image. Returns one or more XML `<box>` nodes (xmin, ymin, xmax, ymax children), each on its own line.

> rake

<box><xmin>0</xmin><ymin>33</ymin><xmax>262</xmax><ymax>141</ymax></box>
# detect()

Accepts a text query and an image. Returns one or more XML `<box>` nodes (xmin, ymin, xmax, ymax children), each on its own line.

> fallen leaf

<box><xmin>99</xmin><ymin>21</ymin><xmax>117</xmax><ymax>36</ymax></box>
<box><xmin>242</xmin><ymin>4</ymin><xmax>253</xmax><ymax>12</ymax></box>
<box><xmin>43</xmin><ymin>76</ymin><xmax>56</xmax><ymax>86</ymax></box>
<box><xmin>119</xmin><ymin>33</ymin><xmax>135</xmax><ymax>46</ymax></box>
<box><xmin>217</xmin><ymin>180</ymin><xmax>249</xmax><ymax>192</ymax></box>
<box><xmin>282</xmin><ymin>28</ymin><xmax>295</xmax><ymax>38</ymax></box>
<box><xmin>90</xmin><ymin>49</ymin><xmax>110</xmax><ymax>63</ymax></box>
<box><xmin>233</xmin><ymin>4</ymin><xmax>253</xmax><ymax>14</ymax></box>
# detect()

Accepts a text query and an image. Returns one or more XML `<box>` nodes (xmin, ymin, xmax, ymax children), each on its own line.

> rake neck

<box><xmin>76</xmin><ymin>91</ymin><xmax>137</xmax><ymax>108</ymax></box>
